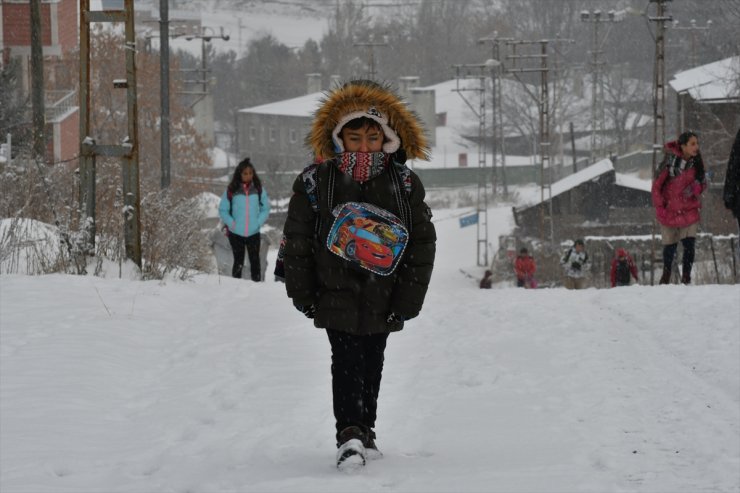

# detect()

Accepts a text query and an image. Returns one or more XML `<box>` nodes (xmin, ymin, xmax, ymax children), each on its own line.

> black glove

<box><xmin>294</xmin><ymin>304</ymin><xmax>316</xmax><ymax>319</ymax></box>
<box><xmin>571</xmin><ymin>261</ymin><xmax>581</xmax><ymax>270</ymax></box>
<box><xmin>387</xmin><ymin>312</ymin><xmax>408</xmax><ymax>323</ymax></box>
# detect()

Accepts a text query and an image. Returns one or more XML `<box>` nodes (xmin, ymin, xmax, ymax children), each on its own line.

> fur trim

<box><xmin>307</xmin><ymin>80</ymin><xmax>430</xmax><ymax>161</ymax></box>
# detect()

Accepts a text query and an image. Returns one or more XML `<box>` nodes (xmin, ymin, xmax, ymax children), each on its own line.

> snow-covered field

<box><xmin>1</xmin><ymin>203</ymin><xmax>739</xmax><ymax>492</ymax></box>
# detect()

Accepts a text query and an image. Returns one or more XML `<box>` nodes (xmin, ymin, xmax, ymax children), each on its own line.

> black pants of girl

<box><xmin>326</xmin><ymin>329</ymin><xmax>389</xmax><ymax>445</ymax></box>
<box><xmin>228</xmin><ymin>232</ymin><xmax>261</xmax><ymax>281</ymax></box>
<box><xmin>661</xmin><ymin>237</ymin><xmax>695</xmax><ymax>284</ymax></box>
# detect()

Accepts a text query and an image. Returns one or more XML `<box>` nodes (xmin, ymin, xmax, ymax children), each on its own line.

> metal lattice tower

<box><xmin>580</xmin><ymin>9</ymin><xmax>624</xmax><ymax>163</ymax></box>
<box><xmin>503</xmin><ymin>40</ymin><xmax>554</xmax><ymax>245</ymax></box>
<box><xmin>648</xmin><ymin>0</ymin><xmax>672</xmax><ymax>285</ymax></box>
<box><xmin>453</xmin><ymin>64</ymin><xmax>490</xmax><ymax>266</ymax></box>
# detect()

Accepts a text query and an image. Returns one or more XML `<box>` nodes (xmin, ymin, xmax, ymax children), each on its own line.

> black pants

<box><xmin>663</xmin><ymin>237</ymin><xmax>696</xmax><ymax>280</ymax></box>
<box><xmin>326</xmin><ymin>329</ymin><xmax>389</xmax><ymax>445</ymax></box>
<box><xmin>228</xmin><ymin>232</ymin><xmax>261</xmax><ymax>281</ymax></box>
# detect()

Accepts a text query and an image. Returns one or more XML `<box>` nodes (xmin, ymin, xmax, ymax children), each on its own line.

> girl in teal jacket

<box><xmin>219</xmin><ymin>158</ymin><xmax>270</xmax><ymax>281</ymax></box>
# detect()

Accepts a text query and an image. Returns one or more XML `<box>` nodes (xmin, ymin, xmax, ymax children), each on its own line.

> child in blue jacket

<box><xmin>219</xmin><ymin>158</ymin><xmax>270</xmax><ymax>281</ymax></box>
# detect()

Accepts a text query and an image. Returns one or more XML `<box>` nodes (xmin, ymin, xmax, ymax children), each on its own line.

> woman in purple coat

<box><xmin>652</xmin><ymin>131</ymin><xmax>707</xmax><ymax>284</ymax></box>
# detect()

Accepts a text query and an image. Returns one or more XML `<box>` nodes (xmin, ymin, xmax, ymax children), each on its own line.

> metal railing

<box><xmin>45</xmin><ymin>89</ymin><xmax>77</xmax><ymax>122</ymax></box>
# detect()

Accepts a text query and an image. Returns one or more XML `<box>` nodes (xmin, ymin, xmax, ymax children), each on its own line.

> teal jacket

<box><xmin>219</xmin><ymin>184</ymin><xmax>270</xmax><ymax>238</ymax></box>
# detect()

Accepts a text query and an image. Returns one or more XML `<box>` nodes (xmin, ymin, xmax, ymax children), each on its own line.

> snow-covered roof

<box><xmin>239</xmin><ymin>92</ymin><xmax>324</xmax><ymax>117</ymax></box>
<box><xmin>516</xmin><ymin>159</ymin><xmax>652</xmax><ymax>210</ymax></box>
<box><xmin>669</xmin><ymin>56</ymin><xmax>740</xmax><ymax>102</ymax></box>
<box><xmin>615</xmin><ymin>172</ymin><xmax>651</xmax><ymax>193</ymax></box>
<box><xmin>551</xmin><ymin>158</ymin><xmax>613</xmax><ymax>198</ymax></box>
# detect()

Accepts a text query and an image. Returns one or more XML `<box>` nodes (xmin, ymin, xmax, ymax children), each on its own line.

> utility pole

<box><xmin>648</xmin><ymin>0</ymin><xmax>672</xmax><ymax>285</ymax></box>
<box><xmin>352</xmin><ymin>33</ymin><xmax>389</xmax><ymax>81</ymax></box>
<box><xmin>453</xmin><ymin>64</ymin><xmax>489</xmax><ymax>267</ymax></box>
<box><xmin>30</xmin><ymin>0</ymin><xmax>46</xmax><ymax>163</ymax></box>
<box><xmin>669</xmin><ymin>18</ymin><xmax>712</xmax><ymax>68</ymax></box>
<box><xmin>479</xmin><ymin>32</ymin><xmax>514</xmax><ymax>198</ymax></box>
<box><xmin>502</xmin><ymin>39</ymin><xmax>555</xmax><ymax>245</ymax></box>
<box><xmin>181</xmin><ymin>26</ymin><xmax>230</xmax><ymax>106</ymax></box>
<box><xmin>79</xmin><ymin>0</ymin><xmax>142</xmax><ymax>267</ymax></box>
<box><xmin>160</xmin><ymin>0</ymin><xmax>171</xmax><ymax>189</ymax></box>
<box><xmin>580</xmin><ymin>9</ymin><xmax>624</xmax><ymax>164</ymax></box>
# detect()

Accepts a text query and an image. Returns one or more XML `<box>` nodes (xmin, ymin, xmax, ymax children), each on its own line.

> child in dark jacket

<box><xmin>610</xmin><ymin>248</ymin><xmax>639</xmax><ymax>287</ymax></box>
<box><xmin>282</xmin><ymin>80</ymin><xmax>436</xmax><ymax>469</ymax></box>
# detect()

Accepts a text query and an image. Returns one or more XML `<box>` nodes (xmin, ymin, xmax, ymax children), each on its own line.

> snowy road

<box><xmin>1</xmin><ymin>276</ymin><xmax>738</xmax><ymax>492</ymax></box>
<box><xmin>1</xmin><ymin>205</ymin><xmax>739</xmax><ymax>492</ymax></box>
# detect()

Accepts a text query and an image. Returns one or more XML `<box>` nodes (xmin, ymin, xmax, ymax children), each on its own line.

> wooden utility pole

<box><xmin>79</xmin><ymin>0</ymin><xmax>142</xmax><ymax>267</ymax></box>
<box><xmin>160</xmin><ymin>0</ymin><xmax>171</xmax><ymax>189</ymax></box>
<box><xmin>30</xmin><ymin>0</ymin><xmax>46</xmax><ymax>162</ymax></box>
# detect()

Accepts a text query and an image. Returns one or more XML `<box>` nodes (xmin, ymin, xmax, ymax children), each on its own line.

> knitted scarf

<box><xmin>336</xmin><ymin>151</ymin><xmax>390</xmax><ymax>183</ymax></box>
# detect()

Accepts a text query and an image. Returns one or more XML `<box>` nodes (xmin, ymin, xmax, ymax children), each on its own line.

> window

<box><xmin>249</xmin><ymin>126</ymin><xmax>256</xmax><ymax>140</ymax></box>
<box><xmin>269</xmin><ymin>127</ymin><xmax>276</xmax><ymax>142</ymax></box>
<box><xmin>289</xmin><ymin>129</ymin><xmax>297</xmax><ymax>143</ymax></box>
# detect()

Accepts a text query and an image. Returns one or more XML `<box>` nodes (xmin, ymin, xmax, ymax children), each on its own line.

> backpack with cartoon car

<box><xmin>327</xmin><ymin>202</ymin><xmax>409</xmax><ymax>276</ymax></box>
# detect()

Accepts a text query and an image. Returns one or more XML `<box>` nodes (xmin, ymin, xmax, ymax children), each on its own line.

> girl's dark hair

<box><xmin>678</xmin><ymin>130</ymin><xmax>698</xmax><ymax>147</ymax></box>
<box><xmin>678</xmin><ymin>130</ymin><xmax>705</xmax><ymax>182</ymax></box>
<box><xmin>228</xmin><ymin>158</ymin><xmax>263</xmax><ymax>203</ymax></box>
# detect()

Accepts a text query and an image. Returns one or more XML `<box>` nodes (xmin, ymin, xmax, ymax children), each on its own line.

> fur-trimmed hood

<box><xmin>307</xmin><ymin>80</ymin><xmax>430</xmax><ymax>161</ymax></box>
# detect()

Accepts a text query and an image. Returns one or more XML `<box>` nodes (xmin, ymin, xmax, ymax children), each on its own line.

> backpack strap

<box><xmin>388</xmin><ymin>161</ymin><xmax>413</xmax><ymax>232</ymax></box>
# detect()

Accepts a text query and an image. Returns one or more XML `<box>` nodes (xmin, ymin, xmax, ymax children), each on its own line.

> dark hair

<box><xmin>677</xmin><ymin>130</ymin><xmax>698</xmax><ymax>147</ymax></box>
<box><xmin>341</xmin><ymin>117</ymin><xmax>384</xmax><ymax>133</ymax></box>
<box><xmin>574</xmin><ymin>239</ymin><xmax>584</xmax><ymax>246</ymax></box>
<box><xmin>677</xmin><ymin>130</ymin><xmax>705</xmax><ymax>182</ymax></box>
<box><xmin>519</xmin><ymin>248</ymin><xmax>528</xmax><ymax>254</ymax></box>
<box><xmin>228</xmin><ymin>158</ymin><xmax>263</xmax><ymax>204</ymax></box>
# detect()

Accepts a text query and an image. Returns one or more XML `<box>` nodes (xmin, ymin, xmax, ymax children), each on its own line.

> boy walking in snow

<box><xmin>561</xmin><ymin>239</ymin><xmax>589</xmax><ymax>289</ymax></box>
<box><xmin>281</xmin><ymin>80</ymin><xmax>436</xmax><ymax>469</ymax></box>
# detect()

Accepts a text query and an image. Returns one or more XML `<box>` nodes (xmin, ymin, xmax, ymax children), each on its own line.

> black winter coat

<box><xmin>723</xmin><ymin>128</ymin><xmax>740</xmax><ymax>218</ymax></box>
<box><xmin>283</xmin><ymin>159</ymin><xmax>436</xmax><ymax>335</ymax></box>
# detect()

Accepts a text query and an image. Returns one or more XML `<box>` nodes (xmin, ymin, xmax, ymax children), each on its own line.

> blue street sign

<box><xmin>459</xmin><ymin>212</ymin><xmax>479</xmax><ymax>228</ymax></box>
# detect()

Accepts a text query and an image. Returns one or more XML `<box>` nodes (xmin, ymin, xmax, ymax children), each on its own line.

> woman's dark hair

<box><xmin>678</xmin><ymin>130</ymin><xmax>705</xmax><ymax>182</ymax></box>
<box><xmin>677</xmin><ymin>130</ymin><xmax>698</xmax><ymax>147</ymax></box>
<box><xmin>228</xmin><ymin>158</ymin><xmax>263</xmax><ymax>203</ymax></box>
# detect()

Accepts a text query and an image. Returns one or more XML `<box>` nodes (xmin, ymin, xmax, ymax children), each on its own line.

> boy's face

<box><xmin>575</xmin><ymin>243</ymin><xmax>584</xmax><ymax>252</ymax></box>
<box><xmin>341</xmin><ymin>124</ymin><xmax>384</xmax><ymax>153</ymax></box>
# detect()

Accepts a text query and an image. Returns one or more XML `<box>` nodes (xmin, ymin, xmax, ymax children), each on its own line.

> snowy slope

<box><xmin>1</xmin><ymin>204</ymin><xmax>739</xmax><ymax>493</ymax></box>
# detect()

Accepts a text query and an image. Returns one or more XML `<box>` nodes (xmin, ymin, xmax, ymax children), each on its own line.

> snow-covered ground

<box><xmin>1</xmin><ymin>202</ymin><xmax>739</xmax><ymax>492</ymax></box>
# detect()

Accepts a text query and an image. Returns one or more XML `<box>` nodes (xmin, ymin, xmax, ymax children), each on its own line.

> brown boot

<box><xmin>659</xmin><ymin>267</ymin><xmax>671</xmax><ymax>285</ymax></box>
<box><xmin>681</xmin><ymin>269</ymin><xmax>691</xmax><ymax>285</ymax></box>
<box><xmin>363</xmin><ymin>428</ymin><xmax>383</xmax><ymax>460</ymax></box>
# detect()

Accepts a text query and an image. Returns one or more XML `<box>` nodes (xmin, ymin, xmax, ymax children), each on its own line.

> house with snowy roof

<box><xmin>236</xmin><ymin>75</ymin><xmax>436</xmax><ymax>175</ymax></box>
<box><xmin>670</xmin><ymin>56</ymin><xmax>740</xmax><ymax>134</ymax></box>
<box><xmin>512</xmin><ymin>158</ymin><xmax>653</xmax><ymax>240</ymax></box>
